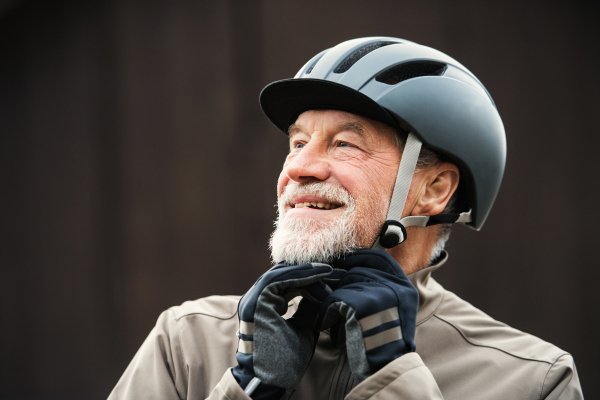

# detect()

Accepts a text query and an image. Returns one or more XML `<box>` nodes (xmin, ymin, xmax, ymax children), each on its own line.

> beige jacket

<box><xmin>108</xmin><ymin>253</ymin><xmax>583</xmax><ymax>399</ymax></box>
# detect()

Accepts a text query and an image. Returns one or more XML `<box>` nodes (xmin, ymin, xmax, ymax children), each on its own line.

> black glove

<box><xmin>317</xmin><ymin>249</ymin><xmax>419</xmax><ymax>383</ymax></box>
<box><xmin>232</xmin><ymin>262</ymin><xmax>341</xmax><ymax>399</ymax></box>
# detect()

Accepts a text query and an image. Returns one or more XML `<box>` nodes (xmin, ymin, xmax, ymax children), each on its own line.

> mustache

<box><xmin>279</xmin><ymin>182</ymin><xmax>355</xmax><ymax>210</ymax></box>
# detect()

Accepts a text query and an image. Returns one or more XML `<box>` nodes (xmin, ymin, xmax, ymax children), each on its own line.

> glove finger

<box><xmin>332</xmin><ymin>280</ymin><xmax>418</xmax><ymax>342</ymax></box>
<box><xmin>329</xmin><ymin>249</ymin><xmax>405</xmax><ymax>277</ymax></box>
<box><xmin>319</xmin><ymin>283</ymin><xmax>417</xmax><ymax>383</ymax></box>
<box><xmin>291</xmin><ymin>297</ymin><xmax>321</xmax><ymax>324</ymax></box>
<box><xmin>283</xmin><ymin>285</ymin><xmax>331</xmax><ymax>336</ymax></box>
<box><xmin>316</xmin><ymin>284</ymin><xmax>364</xmax><ymax>332</ymax></box>
<box><xmin>264</xmin><ymin>262</ymin><xmax>333</xmax><ymax>287</ymax></box>
<box><xmin>239</xmin><ymin>263</ymin><xmax>333</xmax><ymax>323</ymax></box>
<box><xmin>321</xmin><ymin>282</ymin><xmax>401</xmax><ymax>322</ymax></box>
<box><xmin>317</xmin><ymin>297</ymin><xmax>350</xmax><ymax>332</ymax></box>
<box><xmin>337</xmin><ymin>267</ymin><xmax>415</xmax><ymax>296</ymax></box>
<box><xmin>321</xmin><ymin>268</ymin><xmax>347</xmax><ymax>291</ymax></box>
<box><xmin>319</xmin><ymin>296</ymin><xmax>401</xmax><ymax>383</ymax></box>
<box><xmin>264</xmin><ymin>263</ymin><xmax>334</xmax><ymax>299</ymax></box>
<box><xmin>289</xmin><ymin>280</ymin><xmax>332</xmax><ymax>304</ymax></box>
<box><xmin>316</xmin><ymin>300</ymin><xmax>346</xmax><ymax>348</ymax></box>
<box><xmin>287</xmin><ymin>298</ymin><xmax>321</xmax><ymax>344</ymax></box>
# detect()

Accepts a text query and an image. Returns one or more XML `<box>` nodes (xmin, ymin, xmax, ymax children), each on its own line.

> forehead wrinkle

<box><xmin>288</xmin><ymin>119</ymin><xmax>368</xmax><ymax>140</ymax></box>
<box><xmin>337</xmin><ymin>121</ymin><xmax>366</xmax><ymax>138</ymax></box>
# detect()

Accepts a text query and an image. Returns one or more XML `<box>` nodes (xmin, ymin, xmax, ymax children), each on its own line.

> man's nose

<box><xmin>285</xmin><ymin>144</ymin><xmax>331</xmax><ymax>183</ymax></box>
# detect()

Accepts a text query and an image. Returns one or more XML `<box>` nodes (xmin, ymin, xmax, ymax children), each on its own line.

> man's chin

<box><xmin>269</xmin><ymin>222</ymin><xmax>360</xmax><ymax>265</ymax></box>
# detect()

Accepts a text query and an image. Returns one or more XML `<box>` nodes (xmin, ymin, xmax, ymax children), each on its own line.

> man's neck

<box><xmin>386</xmin><ymin>225</ymin><xmax>439</xmax><ymax>275</ymax></box>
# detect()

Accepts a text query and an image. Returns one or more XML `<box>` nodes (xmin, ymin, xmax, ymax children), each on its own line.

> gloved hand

<box><xmin>232</xmin><ymin>262</ymin><xmax>343</xmax><ymax>399</ymax></box>
<box><xmin>317</xmin><ymin>249</ymin><xmax>419</xmax><ymax>383</ymax></box>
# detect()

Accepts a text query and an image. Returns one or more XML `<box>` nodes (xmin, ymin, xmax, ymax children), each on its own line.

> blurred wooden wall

<box><xmin>1</xmin><ymin>0</ymin><xmax>598</xmax><ymax>398</ymax></box>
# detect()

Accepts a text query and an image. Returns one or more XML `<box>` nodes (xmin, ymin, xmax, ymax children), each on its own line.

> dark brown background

<box><xmin>1</xmin><ymin>0</ymin><xmax>599</xmax><ymax>398</ymax></box>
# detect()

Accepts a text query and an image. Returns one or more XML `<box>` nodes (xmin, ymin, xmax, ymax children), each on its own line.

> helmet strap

<box><xmin>400</xmin><ymin>210</ymin><xmax>472</xmax><ymax>228</ymax></box>
<box><xmin>373</xmin><ymin>132</ymin><xmax>422</xmax><ymax>250</ymax></box>
<box><xmin>372</xmin><ymin>133</ymin><xmax>473</xmax><ymax>250</ymax></box>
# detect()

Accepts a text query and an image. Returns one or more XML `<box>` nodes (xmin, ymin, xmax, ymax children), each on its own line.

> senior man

<box><xmin>109</xmin><ymin>38</ymin><xmax>583</xmax><ymax>400</ymax></box>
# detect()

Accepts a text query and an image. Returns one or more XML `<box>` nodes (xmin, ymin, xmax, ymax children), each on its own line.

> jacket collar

<box><xmin>408</xmin><ymin>250</ymin><xmax>447</xmax><ymax>325</ymax></box>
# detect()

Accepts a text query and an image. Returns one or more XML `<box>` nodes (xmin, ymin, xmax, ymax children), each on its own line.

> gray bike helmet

<box><xmin>260</xmin><ymin>37</ymin><xmax>506</xmax><ymax>249</ymax></box>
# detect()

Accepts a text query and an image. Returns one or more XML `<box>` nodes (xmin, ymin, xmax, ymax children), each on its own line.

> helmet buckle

<box><xmin>379</xmin><ymin>220</ymin><xmax>407</xmax><ymax>248</ymax></box>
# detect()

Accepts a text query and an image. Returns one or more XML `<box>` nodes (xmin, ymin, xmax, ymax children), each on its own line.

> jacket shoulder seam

<box><xmin>537</xmin><ymin>353</ymin><xmax>572</xmax><ymax>400</ymax></box>
<box><xmin>172</xmin><ymin>310</ymin><xmax>238</xmax><ymax>321</ymax></box>
<box><xmin>169</xmin><ymin>309</ymin><xmax>188</xmax><ymax>367</ymax></box>
<box><xmin>167</xmin><ymin>309</ymin><xmax>188</xmax><ymax>395</ymax></box>
<box><xmin>433</xmin><ymin>314</ymin><xmax>561</xmax><ymax>365</ymax></box>
<box><xmin>416</xmin><ymin>289</ymin><xmax>446</xmax><ymax>326</ymax></box>
<box><xmin>169</xmin><ymin>308</ymin><xmax>189</xmax><ymax>398</ymax></box>
<box><xmin>170</xmin><ymin>296</ymin><xmax>240</xmax><ymax>321</ymax></box>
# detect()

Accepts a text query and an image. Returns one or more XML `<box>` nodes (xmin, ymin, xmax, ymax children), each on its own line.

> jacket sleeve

<box><xmin>540</xmin><ymin>354</ymin><xmax>584</xmax><ymax>400</ymax></box>
<box><xmin>108</xmin><ymin>310</ymin><xmax>250</xmax><ymax>400</ymax></box>
<box><xmin>206</xmin><ymin>369</ymin><xmax>252</xmax><ymax>400</ymax></box>
<box><xmin>107</xmin><ymin>310</ymin><xmax>187</xmax><ymax>400</ymax></box>
<box><xmin>344</xmin><ymin>352</ymin><xmax>443</xmax><ymax>400</ymax></box>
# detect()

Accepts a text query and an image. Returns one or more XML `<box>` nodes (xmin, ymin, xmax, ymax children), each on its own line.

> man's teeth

<box><xmin>294</xmin><ymin>202</ymin><xmax>340</xmax><ymax>209</ymax></box>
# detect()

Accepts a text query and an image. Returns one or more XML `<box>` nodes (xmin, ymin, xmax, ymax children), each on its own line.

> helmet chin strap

<box><xmin>372</xmin><ymin>132</ymin><xmax>472</xmax><ymax>250</ymax></box>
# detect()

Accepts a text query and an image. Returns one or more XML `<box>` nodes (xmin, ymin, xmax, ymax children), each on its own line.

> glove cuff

<box><xmin>232</xmin><ymin>366</ymin><xmax>286</xmax><ymax>400</ymax></box>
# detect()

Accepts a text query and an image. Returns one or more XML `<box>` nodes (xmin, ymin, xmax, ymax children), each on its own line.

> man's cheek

<box><xmin>277</xmin><ymin>176</ymin><xmax>288</xmax><ymax>197</ymax></box>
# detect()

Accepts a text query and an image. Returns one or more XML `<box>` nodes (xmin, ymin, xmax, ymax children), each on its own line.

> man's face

<box><xmin>270</xmin><ymin>109</ymin><xmax>402</xmax><ymax>264</ymax></box>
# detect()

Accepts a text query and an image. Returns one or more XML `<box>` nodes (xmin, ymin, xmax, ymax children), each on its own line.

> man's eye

<box><xmin>294</xmin><ymin>142</ymin><xmax>305</xmax><ymax>149</ymax></box>
<box><xmin>338</xmin><ymin>141</ymin><xmax>350</xmax><ymax>147</ymax></box>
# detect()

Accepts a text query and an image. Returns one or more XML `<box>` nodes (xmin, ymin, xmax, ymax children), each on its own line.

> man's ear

<box><xmin>413</xmin><ymin>162</ymin><xmax>460</xmax><ymax>216</ymax></box>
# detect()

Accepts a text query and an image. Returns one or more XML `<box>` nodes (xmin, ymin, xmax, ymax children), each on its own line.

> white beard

<box><xmin>269</xmin><ymin>182</ymin><xmax>363</xmax><ymax>265</ymax></box>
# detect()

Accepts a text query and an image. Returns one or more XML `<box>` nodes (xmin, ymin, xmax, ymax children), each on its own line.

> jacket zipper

<box><xmin>332</xmin><ymin>351</ymin><xmax>352</xmax><ymax>400</ymax></box>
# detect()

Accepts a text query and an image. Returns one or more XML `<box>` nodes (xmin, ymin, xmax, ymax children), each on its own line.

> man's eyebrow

<box><xmin>288</xmin><ymin>123</ymin><xmax>303</xmax><ymax>136</ymax></box>
<box><xmin>287</xmin><ymin>121</ymin><xmax>366</xmax><ymax>137</ymax></box>
<box><xmin>337</xmin><ymin>121</ymin><xmax>366</xmax><ymax>137</ymax></box>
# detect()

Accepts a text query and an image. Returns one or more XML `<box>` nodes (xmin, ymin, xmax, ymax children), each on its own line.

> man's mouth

<box><xmin>293</xmin><ymin>201</ymin><xmax>341</xmax><ymax>210</ymax></box>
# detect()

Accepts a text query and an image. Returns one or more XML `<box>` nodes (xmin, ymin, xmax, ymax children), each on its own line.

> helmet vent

<box><xmin>306</xmin><ymin>53</ymin><xmax>326</xmax><ymax>74</ymax></box>
<box><xmin>334</xmin><ymin>42</ymin><xmax>396</xmax><ymax>73</ymax></box>
<box><xmin>376</xmin><ymin>61</ymin><xmax>447</xmax><ymax>85</ymax></box>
